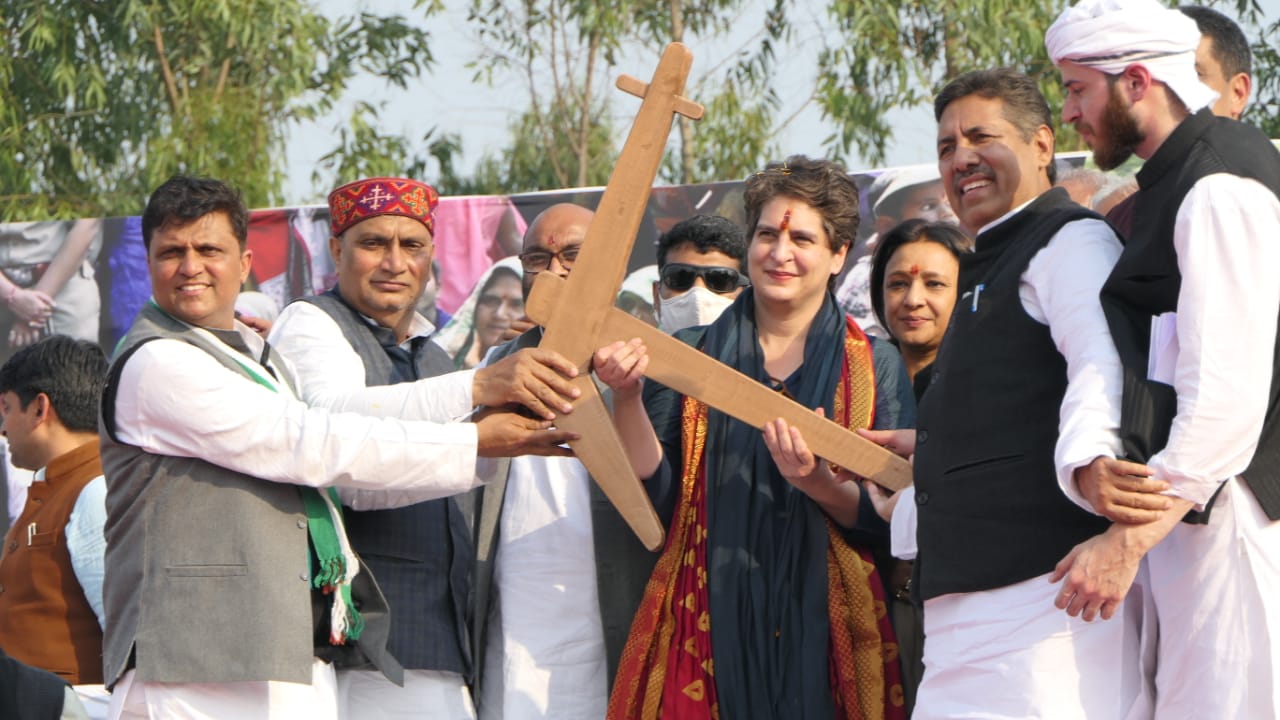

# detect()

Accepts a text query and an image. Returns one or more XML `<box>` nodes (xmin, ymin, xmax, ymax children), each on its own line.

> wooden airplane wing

<box><xmin>557</xmin><ymin>376</ymin><xmax>665</xmax><ymax>551</ymax></box>
<box><xmin>528</xmin><ymin>273</ymin><xmax>914</xmax><ymax>491</ymax></box>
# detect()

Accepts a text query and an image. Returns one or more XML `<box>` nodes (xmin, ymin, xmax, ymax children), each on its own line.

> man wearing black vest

<box><xmin>102</xmin><ymin>175</ymin><xmax>578</xmax><ymax>719</ymax></box>
<box><xmin>865</xmin><ymin>68</ymin><xmax>1152</xmax><ymax>718</ymax></box>
<box><xmin>270</xmin><ymin>177</ymin><xmax>585</xmax><ymax>718</ymax></box>
<box><xmin>1049</xmin><ymin>0</ymin><xmax>1280</xmax><ymax>716</ymax></box>
<box><xmin>1100</xmin><ymin>5</ymin><xmax>1254</xmax><ymax>238</ymax></box>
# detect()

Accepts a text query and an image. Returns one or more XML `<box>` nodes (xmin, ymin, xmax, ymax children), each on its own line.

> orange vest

<box><xmin>0</xmin><ymin>441</ymin><xmax>104</xmax><ymax>684</ymax></box>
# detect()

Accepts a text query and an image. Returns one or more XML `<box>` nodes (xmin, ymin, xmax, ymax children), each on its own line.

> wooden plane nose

<box><xmin>525</xmin><ymin>271</ymin><xmax>563</xmax><ymax>329</ymax></box>
<box><xmin>559</xmin><ymin>377</ymin><xmax>666</xmax><ymax>551</ymax></box>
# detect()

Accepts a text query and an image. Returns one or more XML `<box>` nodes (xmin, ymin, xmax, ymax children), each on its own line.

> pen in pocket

<box><xmin>971</xmin><ymin>283</ymin><xmax>985</xmax><ymax>312</ymax></box>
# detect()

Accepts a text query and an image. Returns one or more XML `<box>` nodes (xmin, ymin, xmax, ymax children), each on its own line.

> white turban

<box><xmin>1045</xmin><ymin>0</ymin><xmax>1217</xmax><ymax>112</ymax></box>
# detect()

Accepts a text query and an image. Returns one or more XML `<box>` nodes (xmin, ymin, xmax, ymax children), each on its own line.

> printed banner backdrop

<box><xmin>0</xmin><ymin>157</ymin><xmax>1102</xmax><ymax>366</ymax></box>
<box><xmin>0</xmin><ymin>178</ymin><xmax>750</xmax><ymax>363</ymax></box>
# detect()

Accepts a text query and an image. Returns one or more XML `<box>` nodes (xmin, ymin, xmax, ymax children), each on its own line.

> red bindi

<box><xmin>780</xmin><ymin>208</ymin><xmax>792</xmax><ymax>233</ymax></box>
<box><xmin>909</xmin><ymin>265</ymin><xmax>920</xmax><ymax>275</ymax></box>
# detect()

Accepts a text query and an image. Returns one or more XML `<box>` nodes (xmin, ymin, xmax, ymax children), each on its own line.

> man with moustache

<box><xmin>473</xmin><ymin>204</ymin><xmax>658</xmax><ymax>720</ymax></box>
<box><xmin>101</xmin><ymin>175</ymin><xmax>577</xmax><ymax>719</ymax></box>
<box><xmin>1103</xmin><ymin>5</ymin><xmax>1254</xmax><ymax>234</ymax></box>
<box><xmin>865</xmin><ymin>68</ymin><xmax>1152</xmax><ymax>718</ymax></box>
<box><xmin>1048</xmin><ymin>0</ymin><xmax>1280</xmax><ymax>715</ymax></box>
<box><xmin>269</xmin><ymin>177</ymin><xmax>583</xmax><ymax>718</ymax></box>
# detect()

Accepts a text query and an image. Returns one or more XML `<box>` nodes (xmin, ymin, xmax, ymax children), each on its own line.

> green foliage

<box><xmin>817</xmin><ymin>0</ymin><xmax>1074</xmax><ymax>166</ymax></box>
<box><xmin>0</xmin><ymin>0</ymin><xmax>441</xmax><ymax>221</ymax></box>
<box><xmin>9</xmin><ymin>0</ymin><xmax>1275</xmax><ymax>217</ymax></box>
<box><xmin>462</xmin><ymin>0</ymin><xmax>1279</xmax><ymax>190</ymax></box>
<box><xmin>816</xmin><ymin>0</ymin><xmax>1279</xmax><ymax>166</ymax></box>
<box><xmin>658</xmin><ymin>0</ymin><xmax>793</xmax><ymax>184</ymax></box>
<box><xmin>660</xmin><ymin>75</ymin><xmax>781</xmax><ymax>184</ymax></box>
<box><xmin>466</xmin><ymin>0</ymin><xmax>633</xmax><ymax>190</ymax></box>
<box><xmin>1227</xmin><ymin>0</ymin><xmax>1280</xmax><ymax>138</ymax></box>
<box><xmin>312</xmin><ymin>101</ymin><xmax>467</xmax><ymax>192</ymax></box>
<box><xmin>1247</xmin><ymin>28</ymin><xmax>1280</xmax><ymax>138</ymax></box>
<box><xmin>465</xmin><ymin>0</ymin><xmax>793</xmax><ymax>191</ymax></box>
<box><xmin>468</xmin><ymin>100</ymin><xmax>618</xmax><ymax>194</ymax></box>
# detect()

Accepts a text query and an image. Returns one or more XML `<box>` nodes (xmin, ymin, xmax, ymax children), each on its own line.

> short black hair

<box><xmin>142</xmin><ymin>175</ymin><xmax>249</xmax><ymax>250</ymax></box>
<box><xmin>934</xmin><ymin>68</ymin><xmax>1058</xmax><ymax>184</ymax></box>
<box><xmin>656</xmin><ymin>214</ymin><xmax>747</xmax><ymax>269</ymax></box>
<box><xmin>870</xmin><ymin>219</ymin><xmax>972</xmax><ymax>335</ymax></box>
<box><xmin>1180</xmin><ymin>5</ymin><xmax>1252</xmax><ymax>78</ymax></box>
<box><xmin>0</xmin><ymin>335</ymin><xmax>107</xmax><ymax>433</ymax></box>
<box><xmin>744</xmin><ymin>155</ymin><xmax>860</xmax><ymax>253</ymax></box>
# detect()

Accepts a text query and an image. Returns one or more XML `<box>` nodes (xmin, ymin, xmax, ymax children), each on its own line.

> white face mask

<box><xmin>657</xmin><ymin>286</ymin><xmax>736</xmax><ymax>334</ymax></box>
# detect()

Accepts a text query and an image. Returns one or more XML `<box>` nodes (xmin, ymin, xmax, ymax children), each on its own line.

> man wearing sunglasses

<box><xmin>652</xmin><ymin>214</ymin><xmax>749</xmax><ymax>334</ymax></box>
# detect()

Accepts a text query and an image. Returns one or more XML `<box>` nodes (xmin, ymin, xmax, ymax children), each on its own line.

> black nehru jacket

<box><xmin>913</xmin><ymin>188</ymin><xmax>1110</xmax><ymax>601</ymax></box>
<box><xmin>299</xmin><ymin>289</ymin><xmax>475</xmax><ymax>677</ymax></box>
<box><xmin>0</xmin><ymin>647</ymin><xmax>68</xmax><ymax>720</ymax></box>
<box><xmin>1101</xmin><ymin>108</ymin><xmax>1280</xmax><ymax>523</ymax></box>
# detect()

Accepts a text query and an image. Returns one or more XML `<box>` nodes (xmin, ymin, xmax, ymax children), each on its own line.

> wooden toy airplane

<box><xmin>528</xmin><ymin>43</ymin><xmax>912</xmax><ymax>552</ymax></box>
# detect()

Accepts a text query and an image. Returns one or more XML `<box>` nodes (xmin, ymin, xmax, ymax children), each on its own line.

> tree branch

<box><xmin>152</xmin><ymin>22</ymin><xmax>182</xmax><ymax>114</ymax></box>
<box><xmin>214</xmin><ymin>32</ymin><xmax>237</xmax><ymax>102</ymax></box>
<box><xmin>670</xmin><ymin>0</ymin><xmax>694</xmax><ymax>183</ymax></box>
<box><xmin>577</xmin><ymin>30</ymin><xmax>599</xmax><ymax>186</ymax></box>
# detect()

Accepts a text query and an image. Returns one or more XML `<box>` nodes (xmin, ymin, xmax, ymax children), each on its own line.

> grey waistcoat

<box><xmin>99</xmin><ymin>302</ymin><xmax>401</xmax><ymax>688</ymax></box>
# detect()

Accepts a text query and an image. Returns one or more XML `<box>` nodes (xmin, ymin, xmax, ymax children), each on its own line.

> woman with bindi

<box><xmin>870</xmin><ymin>218</ymin><xmax>971</xmax><ymax>388</ymax></box>
<box><xmin>595</xmin><ymin>156</ymin><xmax>913</xmax><ymax>720</ymax></box>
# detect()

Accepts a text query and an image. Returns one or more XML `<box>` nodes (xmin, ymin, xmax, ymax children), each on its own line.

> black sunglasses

<box><xmin>660</xmin><ymin>263</ymin><xmax>749</xmax><ymax>294</ymax></box>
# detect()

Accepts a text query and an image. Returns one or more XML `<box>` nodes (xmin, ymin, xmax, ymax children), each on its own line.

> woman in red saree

<box><xmin>595</xmin><ymin>156</ymin><xmax>912</xmax><ymax>720</ymax></box>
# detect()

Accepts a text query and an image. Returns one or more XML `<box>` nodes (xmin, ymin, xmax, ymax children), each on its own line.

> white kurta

<box><xmin>477</xmin><ymin>349</ymin><xmax>606</xmax><ymax>720</ymax></box>
<box><xmin>916</xmin><ymin>569</ymin><xmax>1152</xmax><ymax>720</ymax></box>
<box><xmin>481</xmin><ymin>455</ymin><xmax>606</xmax><ymax>720</ymax></box>
<box><xmin>908</xmin><ymin>203</ymin><xmax>1150</xmax><ymax>719</ymax></box>
<box><xmin>3</xmin><ymin>438</ymin><xmax>34</xmax><ymax>524</ymax></box>
<box><xmin>110</xmin><ymin>659</ymin><xmax>338</xmax><ymax>720</ymax></box>
<box><xmin>270</xmin><ymin>301</ymin><xmax>483</xmax><ymax>719</ymax></box>
<box><xmin>108</xmin><ymin>317</ymin><xmax>486</xmax><ymax>719</ymax></box>
<box><xmin>1138</xmin><ymin>174</ymin><xmax>1280</xmax><ymax>719</ymax></box>
<box><xmin>268</xmin><ymin>302</ymin><xmax>475</xmax><ymax>424</ymax></box>
<box><xmin>112</xmin><ymin>322</ymin><xmax>482</xmax><ymax>508</ymax></box>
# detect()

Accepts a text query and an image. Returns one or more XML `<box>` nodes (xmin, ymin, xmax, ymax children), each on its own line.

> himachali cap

<box><xmin>327</xmin><ymin>177</ymin><xmax>440</xmax><ymax>237</ymax></box>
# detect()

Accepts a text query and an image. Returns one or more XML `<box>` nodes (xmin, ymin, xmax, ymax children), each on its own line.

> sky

<box><xmin>284</xmin><ymin>0</ymin><xmax>1279</xmax><ymax>204</ymax></box>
